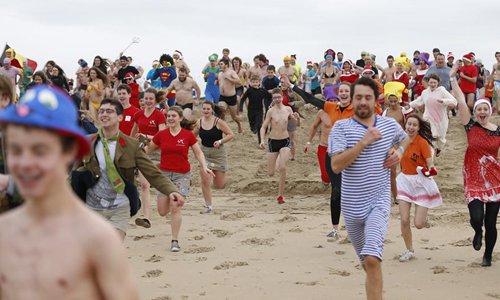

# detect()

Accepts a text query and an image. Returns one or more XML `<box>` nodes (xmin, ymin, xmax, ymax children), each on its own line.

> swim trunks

<box><xmin>220</xmin><ymin>94</ymin><xmax>237</xmax><ymax>106</ymax></box>
<box><xmin>235</xmin><ymin>86</ymin><xmax>244</xmax><ymax>97</ymax></box>
<box><xmin>180</xmin><ymin>103</ymin><xmax>193</xmax><ymax>110</ymax></box>
<box><xmin>268</xmin><ymin>137</ymin><xmax>291</xmax><ymax>153</ymax></box>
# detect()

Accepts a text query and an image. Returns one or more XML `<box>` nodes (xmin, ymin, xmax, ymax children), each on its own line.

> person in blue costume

<box><xmin>152</xmin><ymin>54</ymin><xmax>177</xmax><ymax>107</ymax></box>
<box><xmin>146</xmin><ymin>60</ymin><xmax>162</xmax><ymax>89</ymax></box>
<box><xmin>202</xmin><ymin>54</ymin><xmax>221</xmax><ymax>104</ymax></box>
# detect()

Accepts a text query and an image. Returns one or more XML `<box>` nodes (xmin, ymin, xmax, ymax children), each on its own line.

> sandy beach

<box><xmin>125</xmin><ymin>107</ymin><xmax>500</xmax><ymax>300</ymax></box>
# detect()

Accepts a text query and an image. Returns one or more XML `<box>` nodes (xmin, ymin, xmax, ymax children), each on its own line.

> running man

<box><xmin>0</xmin><ymin>86</ymin><xmax>138</xmax><ymax>299</ymax></box>
<box><xmin>259</xmin><ymin>88</ymin><xmax>299</xmax><ymax>204</ymax></box>
<box><xmin>218</xmin><ymin>58</ymin><xmax>243</xmax><ymax>133</ymax></box>
<box><xmin>329</xmin><ymin>77</ymin><xmax>408</xmax><ymax>300</ymax></box>
<box><xmin>165</xmin><ymin>67</ymin><xmax>201</xmax><ymax>120</ymax></box>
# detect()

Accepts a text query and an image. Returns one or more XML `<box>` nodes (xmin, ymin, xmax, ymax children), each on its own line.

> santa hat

<box><xmin>447</xmin><ymin>52</ymin><xmax>455</xmax><ymax>60</ymax></box>
<box><xmin>474</xmin><ymin>99</ymin><xmax>492</xmax><ymax>116</ymax></box>
<box><xmin>361</xmin><ymin>66</ymin><xmax>375</xmax><ymax>75</ymax></box>
<box><xmin>462</xmin><ymin>53</ymin><xmax>474</xmax><ymax>62</ymax></box>
<box><xmin>306</xmin><ymin>61</ymin><xmax>313</xmax><ymax>66</ymax></box>
<box><xmin>174</xmin><ymin>50</ymin><xmax>183</xmax><ymax>58</ymax></box>
<box><xmin>124</xmin><ymin>72</ymin><xmax>135</xmax><ymax>80</ymax></box>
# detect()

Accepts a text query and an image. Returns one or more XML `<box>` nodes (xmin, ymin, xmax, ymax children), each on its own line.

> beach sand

<box><xmin>125</xmin><ymin>107</ymin><xmax>500</xmax><ymax>300</ymax></box>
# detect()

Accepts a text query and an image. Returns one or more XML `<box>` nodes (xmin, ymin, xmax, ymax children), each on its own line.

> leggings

<box><xmin>468</xmin><ymin>200</ymin><xmax>500</xmax><ymax>259</ymax></box>
<box><xmin>325</xmin><ymin>153</ymin><xmax>341</xmax><ymax>226</ymax></box>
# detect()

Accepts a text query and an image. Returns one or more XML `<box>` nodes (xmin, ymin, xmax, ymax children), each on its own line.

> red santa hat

<box><xmin>362</xmin><ymin>66</ymin><xmax>375</xmax><ymax>75</ymax></box>
<box><xmin>462</xmin><ymin>53</ymin><xmax>474</xmax><ymax>62</ymax></box>
<box><xmin>306</xmin><ymin>61</ymin><xmax>313</xmax><ymax>66</ymax></box>
<box><xmin>174</xmin><ymin>50</ymin><xmax>183</xmax><ymax>58</ymax></box>
<box><xmin>124</xmin><ymin>72</ymin><xmax>135</xmax><ymax>80</ymax></box>
<box><xmin>447</xmin><ymin>52</ymin><xmax>454</xmax><ymax>60</ymax></box>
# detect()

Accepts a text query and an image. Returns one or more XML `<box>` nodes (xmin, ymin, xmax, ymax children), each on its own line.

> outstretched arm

<box><xmin>282</xmin><ymin>76</ymin><xmax>325</xmax><ymax>109</ymax></box>
<box><xmin>449</xmin><ymin>62</ymin><xmax>471</xmax><ymax>125</ymax></box>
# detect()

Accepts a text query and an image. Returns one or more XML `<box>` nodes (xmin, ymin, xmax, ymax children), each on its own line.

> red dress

<box><xmin>392</xmin><ymin>72</ymin><xmax>409</xmax><ymax>103</ymax></box>
<box><xmin>413</xmin><ymin>67</ymin><xmax>428</xmax><ymax>97</ymax></box>
<box><xmin>463</xmin><ymin>119</ymin><xmax>500</xmax><ymax>204</ymax></box>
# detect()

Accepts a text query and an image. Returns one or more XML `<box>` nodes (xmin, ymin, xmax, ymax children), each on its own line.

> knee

<box><xmin>414</xmin><ymin>221</ymin><xmax>425</xmax><ymax>229</ymax></box>
<box><xmin>214</xmin><ymin>182</ymin><xmax>225</xmax><ymax>189</ymax></box>
<box><xmin>141</xmin><ymin>181</ymin><xmax>150</xmax><ymax>190</ymax></box>
<box><xmin>171</xmin><ymin>206</ymin><xmax>182</xmax><ymax>215</ymax></box>
<box><xmin>364</xmin><ymin>256</ymin><xmax>381</xmax><ymax>270</ymax></box>
<box><xmin>158</xmin><ymin>209</ymin><xmax>168</xmax><ymax>217</ymax></box>
<box><xmin>400</xmin><ymin>216</ymin><xmax>411</xmax><ymax>227</ymax></box>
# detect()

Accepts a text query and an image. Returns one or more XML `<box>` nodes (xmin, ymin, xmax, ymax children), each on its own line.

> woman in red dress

<box><xmin>411</xmin><ymin>52</ymin><xmax>430</xmax><ymax>99</ymax></box>
<box><xmin>450</xmin><ymin>62</ymin><xmax>500</xmax><ymax>267</ymax></box>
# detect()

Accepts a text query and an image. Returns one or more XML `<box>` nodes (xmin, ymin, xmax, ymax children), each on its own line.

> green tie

<box><xmin>97</xmin><ymin>129</ymin><xmax>125</xmax><ymax>194</ymax></box>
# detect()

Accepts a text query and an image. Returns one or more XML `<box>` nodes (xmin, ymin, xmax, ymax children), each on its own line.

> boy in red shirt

<box><xmin>117</xmin><ymin>84</ymin><xmax>140</xmax><ymax>136</ymax></box>
<box><xmin>459</xmin><ymin>53</ymin><xmax>479</xmax><ymax>110</ymax></box>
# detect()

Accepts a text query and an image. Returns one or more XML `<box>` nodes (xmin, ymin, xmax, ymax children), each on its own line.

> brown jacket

<box><xmin>76</xmin><ymin>132</ymin><xmax>178</xmax><ymax>196</ymax></box>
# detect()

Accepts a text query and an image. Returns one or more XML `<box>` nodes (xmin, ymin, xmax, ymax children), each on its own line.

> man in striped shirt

<box><xmin>329</xmin><ymin>77</ymin><xmax>408</xmax><ymax>300</ymax></box>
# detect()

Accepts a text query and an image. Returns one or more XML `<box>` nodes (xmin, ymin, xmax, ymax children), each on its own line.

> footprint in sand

<box><xmin>295</xmin><ymin>281</ymin><xmax>320</xmax><ymax>286</ymax></box>
<box><xmin>133</xmin><ymin>234</ymin><xmax>156</xmax><ymax>241</ymax></box>
<box><xmin>289</xmin><ymin>227</ymin><xmax>302</xmax><ymax>233</ymax></box>
<box><xmin>422</xmin><ymin>246</ymin><xmax>439</xmax><ymax>250</ymax></box>
<box><xmin>241</xmin><ymin>237</ymin><xmax>275</xmax><ymax>246</ymax></box>
<box><xmin>184</xmin><ymin>246</ymin><xmax>215</xmax><ymax>254</ymax></box>
<box><xmin>193</xmin><ymin>235</ymin><xmax>204</xmax><ymax>241</ymax></box>
<box><xmin>220</xmin><ymin>211</ymin><xmax>251</xmax><ymax>221</ymax></box>
<box><xmin>213</xmin><ymin>261</ymin><xmax>249</xmax><ymax>270</ymax></box>
<box><xmin>329</xmin><ymin>267</ymin><xmax>351</xmax><ymax>277</ymax></box>
<box><xmin>468</xmin><ymin>261</ymin><xmax>482</xmax><ymax>268</ymax></box>
<box><xmin>195</xmin><ymin>257</ymin><xmax>208</xmax><ymax>263</ymax></box>
<box><xmin>335</xmin><ymin>251</ymin><xmax>345</xmax><ymax>255</ymax></box>
<box><xmin>450</xmin><ymin>238</ymin><xmax>472</xmax><ymax>247</ymax></box>
<box><xmin>277</xmin><ymin>215</ymin><xmax>298</xmax><ymax>223</ymax></box>
<box><xmin>210</xmin><ymin>229</ymin><xmax>231</xmax><ymax>238</ymax></box>
<box><xmin>143</xmin><ymin>269</ymin><xmax>162</xmax><ymax>278</ymax></box>
<box><xmin>431</xmin><ymin>266</ymin><xmax>448</xmax><ymax>274</ymax></box>
<box><xmin>339</xmin><ymin>237</ymin><xmax>351</xmax><ymax>244</ymax></box>
<box><xmin>486</xmin><ymin>293</ymin><xmax>500</xmax><ymax>299</ymax></box>
<box><xmin>145</xmin><ymin>255</ymin><xmax>163</xmax><ymax>263</ymax></box>
<box><xmin>151</xmin><ymin>297</ymin><xmax>171</xmax><ymax>300</ymax></box>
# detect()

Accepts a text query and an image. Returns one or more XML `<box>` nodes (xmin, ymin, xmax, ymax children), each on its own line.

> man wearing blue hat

<box><xmin>0</xmin><ymin>85</ymin><xmax>139</xmax><ymax>299</ymax></box>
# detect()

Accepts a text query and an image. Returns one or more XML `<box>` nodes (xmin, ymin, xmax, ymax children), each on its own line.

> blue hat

<box><xmin>0</xmin><ymin>85</ymin><xmax>90</xmax><ymax>159</ymax></box>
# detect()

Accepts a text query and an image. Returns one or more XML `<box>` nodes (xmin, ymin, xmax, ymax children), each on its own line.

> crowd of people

<box><xmin>0</xmin><ymin>47</ymin><xmax>498</xmax><ymax>300</ymax></box>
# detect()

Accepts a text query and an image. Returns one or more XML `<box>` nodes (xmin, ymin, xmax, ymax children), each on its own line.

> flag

<box><xmin>0</xmin><ymin>44</ymin><xmax>38</xmax><ymax>71</ymax></box>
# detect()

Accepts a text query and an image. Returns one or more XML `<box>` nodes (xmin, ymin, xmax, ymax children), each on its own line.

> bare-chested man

<box><xmin>0</xmin><ymin>86</ymin><xmax>138</xmax><ymax>299</ymax></box>
<box><xmin>492</xmin><ymin>51</ymin><xmax>500</xmax><ymax>112</ymax></box>
<box><xmin>247</xmin><ymin>54</ymin><xmax>267</xmax><ymax>80</ymax></box>
<box><xmin>165</xmin><ymin>67</ymin><xmax>200</xmax><ymax>120</ymax></box>
<box><xmin>218</xmin><ymin>58</ymin><xmax>243</xmax><ymax>133</ymax></box>
<box><xmin>231</xmin><ymin>57</ymin><xmax>247</xmax><ymax>114</ymax></box>
<box><xmin>378</xmin><ymin>55</ymin><xmax>396</xmax><ymax>84</ymax></box>
<box><xmin>278</xmin><ymin>56</ymin><xmax>299</xmax><ymax>84</ymax></box>
<box><xmin>259</xmin><ymin>88</ymin><xmax>299</xmax><ymax>204</ymax></box>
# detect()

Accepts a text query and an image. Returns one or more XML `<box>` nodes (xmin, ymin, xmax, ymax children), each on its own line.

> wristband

<box><xmin>306</xmin><ymin>142</ymin><xmax>311</xmax><ymax>145</ymax></box>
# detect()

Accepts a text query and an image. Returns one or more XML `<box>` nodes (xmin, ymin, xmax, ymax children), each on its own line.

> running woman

<box><xmin>297</xmin><ymin>80</ymin><xmax>354</xmax><ymax>240</ymax></box>
<box><xmin>195</xmin><ymin>101</ymin><xmax>234</xmax><ymax>213</ymax></box>
<box><xmin>450</xmin><ymin>62</ymin><xmax>500</xmax><ymax>267</ymax></box>
<box><xmin>130</xmin><ymin>87</ymin><xmax>167</xmax><ymax>228</ymax></box>
<box><xmin>146</xmin><ymin>106</ymin><xmax>214</xmax><ymax>252</ymax></box>
<box><xmin>396</xmin><ymin>114</ymin><xmax>442</xmax><ymax>262</ymax></box>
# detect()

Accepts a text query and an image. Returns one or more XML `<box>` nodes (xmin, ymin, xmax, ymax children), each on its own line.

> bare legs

<box><xmin>157</xmin><ymin>195</ymin><xmax>182</xmax><ymax>241</ymax></box>
<box><xmin>267</xmin><ymin>147</ymin><xmax>291</xmax><ymax>198</ymax></box>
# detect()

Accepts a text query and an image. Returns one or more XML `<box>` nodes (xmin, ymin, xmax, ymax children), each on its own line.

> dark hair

<box><xmin>232</xmin><ymin>57</ymin><xmax>242</xmax><ymax>66</ymax></box>
<box><xmin>337</xmin><ymin>52</ymin><xmax>343</xmax><ymax>56</ymax></box>
<box><xmin>52</xmin><ymin>64</ymin><xmax>66</xmax><ymax>77</ymax></box>
<box><xmin>428</xmin><ymin>73</ymin><xmax>441</xmax><ymax>83</ymax></box>
<box><xmin>406</xmin><ymin>114</ymin><xmax>436</xmax><ymax>146</ymax></box>
<box><xmin>436</xmin><ymin>53</ymin><xmax>445</xmax><ymax>58</ymax></box>
<box><xmin>45</xmin><ymin>60</ymin><xmax>55</xmax><ymax>67</ymax></box>
<box><xmin>119</xmin><ymin>56</ymin><xmax>128</xmax><ymax>61</ymax></box>
<box><xmin>117</xmin><ymin>84</ymin><xmax>131</xmax><ymax>94</ymax></box>
<box><xmin>88</xmin><ymin>67</ymin><xmax>110</xmax><ymax>87</ymax></box>
<box><xmin>413</xmin><ymin>50</ymin><xmax>420</xmax><ymax>55</ymax></box>
<box><xmin>178</xmin><ymin>67</ymin><xmax>187</xmax><ymax>73</ymax></box>
<box><xmin>100</xmin><ymin>98</ymin><xmax>124</xmax><ymax>115</ymax></box>
<box><xmin>222</xmin><ymin>48</ymin><xmax>230</xmax><ymax>53</ymax></box>
<box><xmin>144</xmin><ymin>87</ymin><xmax>166</xmax><ymax>104</ymax></box>
<box><xmin>258</xmin><ymin>54</ymin><xmax>267</xmax><ymax>63</ymax></box>
<box><xmin>432</xmin><ymin>48</ymin><xmax>440</xmax><ymax>53</ymax></box>
<box><xmin>351</xmin><ymin>77</ymin><xmax>379</xmax><ymax>99</ymax></box>
<box><xmin>159</xmin><ymin>54</ymin><xmax>174</xmax><ymax>66</ymax></box>
<box><xmin>169</xmin><ymin>106</ymin><xmax>196</xmax><ymax>130</ymax></box>
<box><xmin>0</xmin><ymin>74</ymin><xmax>13</xmax><ymax>103</ymax></box>
<box><xmin>495</xmin><ymin>51</ymin><xmax>500</xmax><ymax>56</ymax></box>
<box><xmin>32</xmin><ymin>71</ymin><xmax>50</xmax><ymax>84</ymax></box>
<box><xmin>267</xmin><ymin>65</ymin><xmax>275</xmax><ymax>72</ymax></box>
<box><xmin>250</xmin><ymin>75</ymin><xmax>260</xmax><ymax>81</ymax></box>
<box><xmin>219</xmin><ymin>58</ymin><xmax>230</xmax><ymax>66</ymax></box>
<box><xmin>387</xmin><ymin>55</ymin><xmax>394</xmax><ymax>60</ymax></box>
<box><xmin>202</xmin><ymin>101</ymin><xmax>225</xmax><ymax>119</ymax></box>
<box><xmin>93</xmin><ymin>55</ymin><xmax>109</xmax><ymax>74</ymax></box>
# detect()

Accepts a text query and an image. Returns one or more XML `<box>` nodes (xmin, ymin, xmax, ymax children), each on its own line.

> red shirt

<box><xmin>129</xmin><ymin>82</ymin><xmax>140</xmax><ymax>108</ymax></box>
<box><xmin>119</xmin><ymin>105</ymin><xmax>140</xmax><ymax>136</ymax></box>
<box><xmin>133</xmin><ymin>109</ymin><xmax>166</xmax><ymax>136</ymax></box>
<box><xmin>152</xmin><ymin>128</ymin><xmax>198</xmax><ymax>173</ymax></box>
<box><xmin>392</xmin><ymin>72</ymin><xmax>409</xmax><ymax>102</ymax></box>
<box><xmin>459</xmin><ymin>65</ymin><xmax>479</xmax><ymax>94</ymax></box>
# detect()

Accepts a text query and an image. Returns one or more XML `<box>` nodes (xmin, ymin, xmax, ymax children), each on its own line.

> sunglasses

<box><xmin>98</xmin><ymin>108</ymin><xmax>117</xmax><ymax>114</ymax></box>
